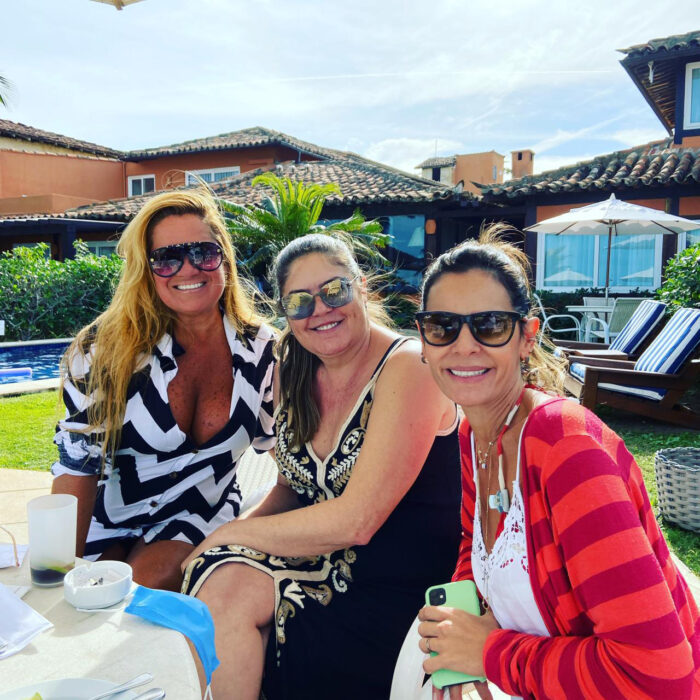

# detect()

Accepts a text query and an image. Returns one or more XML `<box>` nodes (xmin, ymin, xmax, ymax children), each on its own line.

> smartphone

<box><xmin>424</xmin><ymin>580</ymin><xmax>487</xmax><ymax>689</ymax></box>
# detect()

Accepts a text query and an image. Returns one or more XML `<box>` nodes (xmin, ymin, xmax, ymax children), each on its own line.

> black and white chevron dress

<box><xmin>51</xmin><ymin>316</ymin><xmax>276</xmax><ymax>559</ymax></box>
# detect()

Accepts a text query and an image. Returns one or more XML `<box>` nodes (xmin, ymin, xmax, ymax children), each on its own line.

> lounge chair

<box><xmin>555</xmin><ymin>299</ymin><xmax>666</xmax><ymax>361</ymax></box>
<box><xmin>533</xmin><ymin>293</ymin><xmax>582</xmax><ymax>341</ymax></box>
<box><xmin>564</xmin><ymin>307</ymin><xmax>700</xmax><ymax>429</ymax></box>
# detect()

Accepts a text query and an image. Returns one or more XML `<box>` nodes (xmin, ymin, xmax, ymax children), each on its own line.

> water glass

<box><xmin>27</xmin><ymin>494</ymin><xmax>77</xmax><ymax>587</ymax></box>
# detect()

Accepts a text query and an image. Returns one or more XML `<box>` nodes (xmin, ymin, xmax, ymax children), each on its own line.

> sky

<box><xmin>2</xmin><ymin>0</ymin><xmax>700</xmax><ymax>177</ymax></box>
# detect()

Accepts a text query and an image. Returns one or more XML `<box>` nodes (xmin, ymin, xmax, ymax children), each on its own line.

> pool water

<box><xmin>0</xmin><ymin>341</ymin><xmax>70</xmax><ymax>385</ymax></box>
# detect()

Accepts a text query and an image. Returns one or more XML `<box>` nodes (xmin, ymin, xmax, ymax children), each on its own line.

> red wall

<box><xmin>0</xmin><ymin>150</ymin><xmax>124</xmax><ymax>204</ymax></box>
<box><xmin>124</xmin><ymin>145</ymin><xmax>315</xmax><ymax>189</ymax></box>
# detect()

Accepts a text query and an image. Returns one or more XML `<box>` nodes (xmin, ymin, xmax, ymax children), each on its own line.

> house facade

<box><xmin>474</xmin><ymin>30</ymin><xmax>700</xmax><ymax>292</ymax></box>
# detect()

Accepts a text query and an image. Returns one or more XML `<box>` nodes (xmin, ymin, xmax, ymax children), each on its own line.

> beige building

<box><xmin>415</xmin><ymin>150</ymin><xmax>526</xmax><ymax>196</ymax></box>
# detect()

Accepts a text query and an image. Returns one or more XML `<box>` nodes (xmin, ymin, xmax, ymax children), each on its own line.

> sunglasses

<box><xmin>416</xmin><ymin>310</ymin><xmax>523</xmax><ymax>347</ymax></box>
<box><xmin>148</xmin><ymin>241</ymin><xmax>223</xmax><ymax>278</ymax></box>
<box><xmin>280</xmin><ymin>276</ymin><xmax>358</xmax><ymax>320</ymax></box>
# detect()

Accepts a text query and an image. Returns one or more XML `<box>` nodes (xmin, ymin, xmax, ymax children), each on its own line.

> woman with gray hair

<box><xmin>182</xmin><ymin>233</ymin><xmax>462</xmax><ymax>699</ymax></box>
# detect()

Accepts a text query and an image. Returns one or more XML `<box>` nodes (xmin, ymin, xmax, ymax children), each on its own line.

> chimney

<box><xmin>510</xmin><ymin>149</ymin><xmax>534</xmax><ymax>179</ymax></box>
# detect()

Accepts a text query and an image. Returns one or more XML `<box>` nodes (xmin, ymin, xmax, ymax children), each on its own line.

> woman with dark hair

<box><xmin>415</xmin><ymin>225</ymin><xmax>700</xmax><ymax>698</ymax></box>
<box><xmin>51</xmin><ymin>188</ymin><xmax>276</xmax><ymax>591</ymax></box>
<box><xmin>181</xmin><ymin>233</ymin><xmax>462</xmax><ymax>699</ymax></box>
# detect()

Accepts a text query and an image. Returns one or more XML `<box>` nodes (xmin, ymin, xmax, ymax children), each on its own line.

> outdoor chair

<box><xmin>555</xmin><ymin>299</ymin><xmax>666</xmax><ymax>361</ymax></box>
<box><xmin>564</xmin><ymin>307</ymin><xmax>700</xmax><ymax>429</ymax></box>
<box><xmin>533</xmin><ymin>293</ymin><xmax>582</xmax><ymax>342</ymax></box>
<box><xmin>584</xmin><ymin>297</ymin><xmax>646</xmax><ymax>343</ymax></box>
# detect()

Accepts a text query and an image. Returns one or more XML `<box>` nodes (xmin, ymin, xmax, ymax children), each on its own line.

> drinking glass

<box><xmin>27</xmin><ymin>494</ymin><xmax>77</xmax><ymax>587</ymax></box>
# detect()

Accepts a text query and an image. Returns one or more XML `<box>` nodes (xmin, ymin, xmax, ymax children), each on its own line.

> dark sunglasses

<box><xmin>148</xmin><ymin>241</ymin><xmax>223</xmax><ymax>278</ymax></box>
<box><xmin>279</xmin><ymin>276</ymin><xmax>358</xmax><ymax>320</ymax></box>
<box><xmin>416</xmin><ymin>310</ymin><xmax>523</xmax><ymax>347</ymax></box>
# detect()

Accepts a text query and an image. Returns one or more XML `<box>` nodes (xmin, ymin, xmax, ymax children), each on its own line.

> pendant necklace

<box><xmin>476</xmin><ymin>385</ymin><xmax>527</xmax><ymax>515</ymax></box>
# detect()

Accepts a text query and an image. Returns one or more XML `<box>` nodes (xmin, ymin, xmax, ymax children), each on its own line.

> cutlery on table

<box><xmin>87</xmin><ymin>672</ymin><xmax>154</xmax><ymax>700</ymax></box>
<box><xmin>133</xmin><ymin>689</ymin><xmax>166</xmax><ymax>700</ymax></box>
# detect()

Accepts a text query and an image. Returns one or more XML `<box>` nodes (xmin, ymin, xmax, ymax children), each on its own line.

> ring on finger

<box><xmin>426</xmin><ymin>638</ymin><xmax>432</xmax><ymax>653</ymax></box>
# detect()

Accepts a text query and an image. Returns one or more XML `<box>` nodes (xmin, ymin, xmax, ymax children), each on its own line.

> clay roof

<box><xmin>618</xmin><ymin>31</ymin><xmax>700</xmax><ymax>134</ymax></box>
<box><xmin>0</xmin><ymin>119</ymin><xmax>121</xmax><ymax>158</ymax></box>
<box><xmin>125</xmin><ymin>126</ymin><xmax>357</xmax><ymax>162</ymax></box>
<box><xmin>481</xmin><ymin>140</ymin><xmax>700</xmax><ymax>201</ymax></box>
<box><xmin>61</xmin><ymin>159</ymin><xmax>459</xmax><ymax>222</ymax></box>
<box><xmin>415</xmin><ymin>156</ymin><xmax>457</xmax><ymax>169</ymax></box>
<box><xmin>618</xmin><ymin>30</ymin><xmax>700</xmax><ymax>60</ymax></box>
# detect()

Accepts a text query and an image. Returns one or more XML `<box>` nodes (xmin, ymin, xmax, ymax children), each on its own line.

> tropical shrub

<box><xmin>221</xmin><ymin>172</ymin><xmax>390</xmax><ymax>293</ymax></box>
<box><xmin>0</xmin><ymin>241</ymin><xmax>122</xmax><ymax>340</ymax></box>
<box><xmin>657</xmin><ymin>243</ymin><xmax>700</xmax><ymax>312</ymax></box>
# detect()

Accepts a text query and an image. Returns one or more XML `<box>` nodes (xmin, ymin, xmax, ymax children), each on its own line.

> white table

<box><xmin>0</xmin><ymin>559</ymin><xmax>201</xmax><ymax>699</ymax></box>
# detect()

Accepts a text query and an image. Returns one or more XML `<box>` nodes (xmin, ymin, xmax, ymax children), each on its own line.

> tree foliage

<box><xmin>221</xmin><ymin>172</ymin><xmax>390</xmax><ymax>284</ymax></box>
<box><xmin>657</xmin><ymin>243</ymin><xmax>700</xmax><ymax>312</ymax></box>
<box><xmin>0</xmin><ymin>241</ymin><xmax>122</xmax><ymax>340</ymax></box>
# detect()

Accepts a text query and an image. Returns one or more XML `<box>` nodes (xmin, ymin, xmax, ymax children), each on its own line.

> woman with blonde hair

<box><xmin>51</xmin><ymin>188</ymin><xmax>276</xmax><ymax>591</ymax></box>
<box><xmin>414</xmin><ymin>225</ymin><xmax>699</xmax><ymax>698</ymax></box>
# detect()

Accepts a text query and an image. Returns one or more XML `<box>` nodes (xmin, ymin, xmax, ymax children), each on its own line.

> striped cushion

<box><xmin>569</xmin><ymin>362</ymin><xmax>587</xmax><ymax>382</ymax></box>
<box><xmin>570</xmin><ymin>360</ymin><xmax>665</xmax><ymax>401</ymax></box>
<box><xmin>634</xmin><ymin>307</ymin><xmax>700</xmax><ymax>374</ymax></box>
<box><xmin>609</xmin><ymin>300</ymin><xmax>666</xmax><ymax>353</ymax></box>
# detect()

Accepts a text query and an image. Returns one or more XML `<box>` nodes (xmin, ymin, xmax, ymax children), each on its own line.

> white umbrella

<box><xmin>525</xmin><ymin>193</ymin><xmax>699</xmax><ymax>297</ymax></box>
<box><xmin>90</xmin><ymin>0</ymin><xmax>144</xmax><ymax>9</ymax></box>
<box><xmin>544</xmin><ymin>269</ymin><xmax>593</xmax><ymax>284</ymax></box>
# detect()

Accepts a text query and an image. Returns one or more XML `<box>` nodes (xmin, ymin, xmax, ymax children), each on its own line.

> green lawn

<box><xmin>2</xmin><ymin>390</ymin><xmax>699</xmax><ymax>573</ymax></box>
<box><xmin>0</xmin><ymin>390</ymin><xmax>63</xmax><ymax>470</ymax></box>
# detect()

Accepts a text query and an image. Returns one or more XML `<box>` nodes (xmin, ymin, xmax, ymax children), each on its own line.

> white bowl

<box><xmin>64</xmin><ymin>561</ymin><xmax>133</xmax><ymax>609</ymax></box>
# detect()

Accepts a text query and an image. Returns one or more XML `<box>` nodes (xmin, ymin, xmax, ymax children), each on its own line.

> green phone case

<box><xmin>425</xmin><ymin>580</ymin><xmax>487</xmax><ymax>689</ymax></box>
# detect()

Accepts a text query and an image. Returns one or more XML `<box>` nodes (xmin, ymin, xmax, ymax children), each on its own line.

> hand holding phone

<box><xmin>424</xmin><ymin>580</ymin><xmax>487</xmax><ymax>689</ymax></box>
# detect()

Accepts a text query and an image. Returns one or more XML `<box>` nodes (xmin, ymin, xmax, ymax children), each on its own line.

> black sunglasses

<box><xmin>148</xmin><ymin>241</ymin><xmax>223</xmax><ymax>278</ymax></box>
<box><xmin>279</xmin><ymin>276</ymin><xmax>358</xmax><ymax>320</ymax></box>
<box><xmin>416</xmin><ymin>310</ymin><xmax>523</xmax><ymax>347</ymax></box>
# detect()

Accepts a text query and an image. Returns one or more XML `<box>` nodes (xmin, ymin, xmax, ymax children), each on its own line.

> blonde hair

<box><xmin>61</xmin><ymin>188</ymin><xmax>266</xmax><ymax>465</ymax></box>
<box><xmin>421</xmin><ymin>222</ymin><xmax>567</xmax><ymax>394</ymax></box>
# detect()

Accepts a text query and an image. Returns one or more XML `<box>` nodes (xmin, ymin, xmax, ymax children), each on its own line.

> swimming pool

<box><xmin>0</xmin><ymin>340</ymin><xmax>71</xmax><ymax>385</ymax></box>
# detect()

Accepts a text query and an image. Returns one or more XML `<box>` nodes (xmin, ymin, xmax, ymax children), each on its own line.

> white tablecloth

<box><xmin>0</xmin><ymin>559</ymin><xmax>201</xmax><ymax>699</ymax></box>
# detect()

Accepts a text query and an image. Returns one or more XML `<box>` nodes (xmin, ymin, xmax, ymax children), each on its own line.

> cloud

<box><xmin>362</xmin><ymin>137</ymin><xmax>463</xmax><ymax>174</ymax></box>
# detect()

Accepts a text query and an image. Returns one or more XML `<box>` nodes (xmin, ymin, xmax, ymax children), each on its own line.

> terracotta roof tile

<box><xmin>415</xmin><ymin>156</ymin><xmax>456</xmax><ymax>169</ymax></box>
<box><xmin>0</xmin><ymin>119</ymin><xmax>121</xmax><ymax>158</ymax></box>
<box><xmin>481</xmin><ymin>140</ymin><xmax>700</xmax><ymax>201</ymax></box>
<box><xmin>618</xmin><ymin>30</ymin><xmax>700</xmax><ymax>59</ymax></box>
<box><xmin>61</xmin><ymin>159</ymin><xmax>460</xmax><ymax>222</ymax></box>
<box><xmin>125</xmin><ymin>126</ymin><xmax>357</xmax><ymax>162</ymax></box>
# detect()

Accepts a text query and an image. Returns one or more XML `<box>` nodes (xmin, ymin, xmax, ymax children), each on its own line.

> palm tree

<box><xmin>220</xmin><ymin>172</ymin><xmax>390</xmax><ymax>286</ymax></box>
<box><xmin>0</xmin><ymin>74</ymin><xmax>12</xmax><ymax>107</ymax></box>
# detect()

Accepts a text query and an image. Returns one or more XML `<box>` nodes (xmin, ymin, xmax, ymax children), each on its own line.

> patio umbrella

<box><xmin>525</xmin><ymin>193</ymin><xmax>699</xmax><ymax>298</ymax></box>
<box><xmin>90</xmin><ymin>0</ymin><xmax>144</xmax><ymax>9</ymax></box>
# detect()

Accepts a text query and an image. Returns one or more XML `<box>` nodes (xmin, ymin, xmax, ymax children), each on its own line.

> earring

<box><xmin>520</xmin><ymin>355</ymin><xmax>530</xmax><ymax>375</ymax></box>
<box><xmin>421</xmin><ymin>354</ymin><xmax>428</xmax><ymax>364</ymax></box>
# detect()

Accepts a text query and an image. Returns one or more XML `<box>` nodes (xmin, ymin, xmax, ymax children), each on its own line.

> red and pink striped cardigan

<box><xmin>453</xmin><ymin>398</ymin><xmax>700</xmax><ymax>699</ymax></box>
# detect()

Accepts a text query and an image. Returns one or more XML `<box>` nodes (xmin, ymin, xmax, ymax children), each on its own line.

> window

<box><xmin>128</xmin><ymin>175</ymin><xmax>155</xmax><ymax>197</ymax></box>
<box><xmin>684</xmin><ymin>62</ymin><xmax>700</xmax><ymax>130</ymax></box>
<box><xmin>431</xmin><ymin>167</ymin><xmax>441</xmax><ymax>182</ymax></box>
<box><xmin>85</xmin><ymin>241</ymin><xmax>118</xmax><ymax>257</ymax></box>
<box><xmin>538</xmin><ymin>232</ymin><xmax>662</xmax><ymax>290</ymax></box>
<box><xmin>185</xmin><ymin>166</ymin><xmax>241</xmax><ymax>185</ymax></box>
<box><xmin>492</xmin><ymin>165</ymin><xmax>498</xmax><ymax>180</ymax></box>
<box><xmin>681</xmin><ymin>226</ymin><xmax>700</xmax><ymax>249</ymax></box>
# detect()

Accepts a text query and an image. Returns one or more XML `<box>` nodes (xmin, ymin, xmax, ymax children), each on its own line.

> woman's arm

<box><xmin>52</xmin><ymin>473</ymin><xmax>98</xmax><ymax>557</ymax></box>
<box><xmin>238</xmin><ymin>474</ymin><xmax>301</xmax><ymax>520</ymax></box>
<box><xmin>482</xmin><ymin>432</ymin><xmax>697</xmax><ymax>699</ymax></box>
<box><xmin>182</xmin><ymin>343</ymin><xmax>454</xmax><ymax>567</ymax></box>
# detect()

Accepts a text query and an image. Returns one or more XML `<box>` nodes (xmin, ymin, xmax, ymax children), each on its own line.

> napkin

<box><xmin>0</xmin><ymin>543</ymin><xmax>28</xmax><ymax>569</ymax></box>
<box><xmin>0</xmin><ymin>582</ymin><xmax>53</xmax><ymax>659</ymax></box>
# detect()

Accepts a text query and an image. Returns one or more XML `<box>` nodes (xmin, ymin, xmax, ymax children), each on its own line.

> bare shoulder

<box><xmin>377</xmin><ymin>336</ymin><xmax>443</xmax><ymax>395</ymax></box>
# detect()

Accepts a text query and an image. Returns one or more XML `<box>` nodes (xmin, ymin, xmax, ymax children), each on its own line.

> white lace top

<box><xmin>471</xmin><ymin>421</ymin><xmax>550</xmax><ymax>638</ymax></box>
